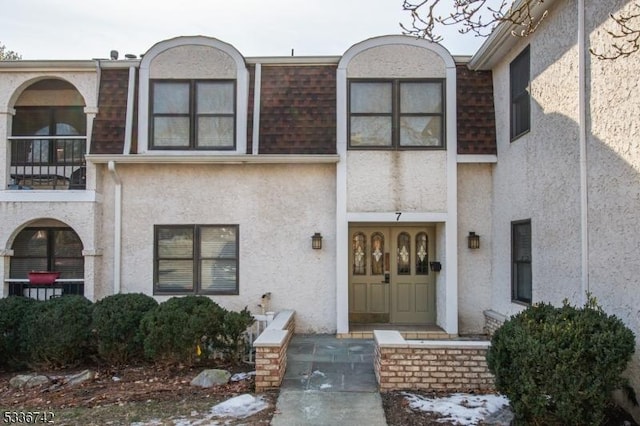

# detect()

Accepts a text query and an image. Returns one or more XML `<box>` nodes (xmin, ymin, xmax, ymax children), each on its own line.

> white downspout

<box><xmin>578</xmin><ymin>0</ymin><xmax>589</xmax><ymax>303</ymax></box>
<box><xmin>107</xmin><ymin>161</ymin><xmax>122</xmax><ymax>294</ymax></box>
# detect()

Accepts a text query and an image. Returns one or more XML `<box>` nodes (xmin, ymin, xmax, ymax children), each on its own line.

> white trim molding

<box><xmin>336</xmin><ymin>35</ymin><xmax>459</xmax><ymax>335</ymax></box>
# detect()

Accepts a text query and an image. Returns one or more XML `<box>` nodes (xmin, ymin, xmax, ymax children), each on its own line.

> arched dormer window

<box><xmin>137</xmin><ymin>36</ymin><xmax>249</xmax><ymax>155</ymax></box>
<box><xmin>337</xmin><ymin>35</ymin><xmax>456</xmax><ymax>152</ymax></box>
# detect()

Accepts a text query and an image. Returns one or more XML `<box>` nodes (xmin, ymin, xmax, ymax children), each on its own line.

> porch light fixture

<box><xmin>468</xmin><ymin>232</ymin><xmax>480</xmax><ymax>249</ymax></box>
<box><xmin>311</xmin><ymin>232</ymin><xmax>323</xmax><ymax>250</ymax></box>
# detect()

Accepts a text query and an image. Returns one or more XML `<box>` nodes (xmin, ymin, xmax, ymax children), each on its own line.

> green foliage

<box><xmin>92</xmin><ymin>293</ymin><xmax>158</xmax><ymax>365</ymax></box>
<box><xmin>21</xmin><ymin>295</ymin><xmax>94</xmax><ymax>369</ymax></box>
<box><xmin>0</xmin><ymin>296</ymin><xmax>39</xmax><ymax>370</ymax></box>
<box><xmin>140</xmin><ymin>296</ymin><xmax>226</xmax><ymax>365</ymax></box>
<box><xmin>487</xmin><ymin>297</ymin><xmax>636</xmax><ymax>425</ymax></box>
<box><xmin>219</xmin><ymin>307</ymin><xmax>255</xmax><ymax>362</ymax></box>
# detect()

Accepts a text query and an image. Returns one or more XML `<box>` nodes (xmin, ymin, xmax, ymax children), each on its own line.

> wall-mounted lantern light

<box><xmin>312</xmin><ymin>232</ymin><xmax>323</xmax><ymax>250</ymax></box>
<box><xmin>468</xmin><ymin>232</ymin><xmax>480</xmax><ymax>249</ymax></box>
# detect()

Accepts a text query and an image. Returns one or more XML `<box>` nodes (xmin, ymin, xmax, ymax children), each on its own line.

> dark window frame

<box><xmin>510</xmin><ymin>46</ymin><xmax>531</xmax><ymax>140</ymax></box>
<box><xmin>11</xmin><ymin>106</ymin><xmax>86</xmax><ymax>166</ymax></box>
<box><xmin>348</xmin><ymin>78</ymin><xmax>446</xmax><ymax>150</ymax></box>
<box><xmin>153</xmin><ymin>224</ymin><xmax>240</xmax><ymax>295</ymax></box>
<box><xmin>149</xmin><ymin>79</ymin><xmax>237</xmax><ymax>151</ymax></box>
<box><xmin>511</xmin><ymin>219</ymin><xmax>532</xmax><ymax>305</ymax></box>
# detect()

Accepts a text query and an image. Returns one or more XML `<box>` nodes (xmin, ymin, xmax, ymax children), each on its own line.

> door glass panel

<box><xmin>416</xmin><ymin>232</ymin><xmax>429</xmax><ymax>275</ymax></box>
<box><xmin>371</xmin><ymin>232</ymin><xmax>384</xmax><ymax>275</ymax></box>
<box><xmin>397</xmin><ymin>232</ymin><xmax>410</xmax><ymax>275</ymax></box>
<box><xmin>352</xmin><ymin>232</ymin><xmax>366</xmax><ymax>275</ymax></box>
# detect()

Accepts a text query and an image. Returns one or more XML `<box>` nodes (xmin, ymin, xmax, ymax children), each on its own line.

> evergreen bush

<box><xmin>92</xmin><ymin>293</ymin><xmax>158</xmax><ymax>365</ymax></box>
<box><xmin>0</xmin><ymin>296</ymin><xmax>39</xmax><ymax>370</ymax></box>
<box><xmin>219</xmin><ymin>307</ymin><xmax>255</xmax><ymax>362</ymax></box>
<box><xmin>487</xmin><ymin>297</ymin><xmax>635</xmax><ymax>425</ymax></box>
<box><xmin>140</xmin><ymin>296</ymin><xmax>226</xmax><ymax>365</ymax></box>
<box><xmin>21</xmin><ymin>295</ymin><xmax>94</xmax><ymax>368</ymax></box>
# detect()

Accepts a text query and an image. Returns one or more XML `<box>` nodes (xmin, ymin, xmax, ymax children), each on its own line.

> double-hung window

<box><xmin>154</xmin><ymin>225</ymin><xmax>239</xmax><ymax>295</ymax></box>
<box><xmin>510</xmin><ymin>46</ymin><xmax>530</xmax><ymax>140</ymax></box>
<box><xmin>349</xmin><ymin>79</ymin><xmax>444</xmax><ymax>149</ymax></box>
<box><xmin>512</xmin><ymin>220</ymin><xmax>532</xmax><ymax>304</ymax></box>
<box><xmin>150</xmin><ymin>80</ymin><xmax>235</xmax><ymax>150</ymax></box>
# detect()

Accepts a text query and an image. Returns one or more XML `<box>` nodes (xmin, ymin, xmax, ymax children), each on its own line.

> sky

<box><xmin>0</xmin><ymin>0</ymin><xmax>486</xmax><ymax>60</ymax></box>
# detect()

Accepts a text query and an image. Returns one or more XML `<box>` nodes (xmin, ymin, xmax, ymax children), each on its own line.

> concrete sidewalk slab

<box><xmin>270</xmin><ymin>334</ymin><xmax>387</xmax><ymax>425</ymax></box>
<box><xmin>271</xmin><ymin>389</ymin><xmax>387</xmax><ymax>426</ymax></box>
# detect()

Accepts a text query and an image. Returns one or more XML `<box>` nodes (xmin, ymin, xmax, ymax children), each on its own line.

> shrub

<box><xmin>21</xmin><ymin>295</ymin><xmax>94</xmax><ymax>369</ymax></box>
<box><xmin>487</xmin><ymin>297</ymin><xmax>635</xmax><ymax>425</ymax></box>
<box><xmin>219</xmin><ymin>307</ymin><xmax>255</xmax><ymax>362</ymax></box>
<box><xmin>140</xmin><ymin>296</ymin><xmax>226</xmax><ymax>365</ymax></box>
<box><xmin>0</xmin><ymin>296</ymin><xmax>39</xmax><ymax>370</ymax></box>
<box><xmin>92</xmin><ymin>293</ymin><xmax>158</xmax><ymax>365</ymax></box>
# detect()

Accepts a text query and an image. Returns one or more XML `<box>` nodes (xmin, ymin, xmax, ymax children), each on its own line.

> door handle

<box><xmin>381</xmin><ymin>273</ymin><xmax>390</xmax><ymax>284</ymax></box>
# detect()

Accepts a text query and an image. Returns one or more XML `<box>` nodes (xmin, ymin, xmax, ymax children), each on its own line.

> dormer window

<box><xmin>349</xmin><ymin>79</ymin><xmax>444</xmax><ymax>149</ymax></box>
<box><xmin>150</xmin><ymin>80</ymin><xmax>236</xmax><ymax>150</ymax></box>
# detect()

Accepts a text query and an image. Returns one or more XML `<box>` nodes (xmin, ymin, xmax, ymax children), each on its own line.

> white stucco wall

<box><xmin>489</xmin><ymin>0</ymin><xmax>582</xmax><ymax>317</ymax></box>
<box><xmin>586</xmin><ymin>0</ymin><xmax>640</xmax><ymax>419</ymax></box>
<box><xmin>149</xmin><ymin>45</ymin><xmax>237</xmax><ymax>79</ymax></box>
<box><xmin>0</xmin><ymin>68</ymin><xmax>100</xmax><ymax>299</ymax></box>
<box><xmin>98</xmin><ymin>163</ymin><xmax>337</xmax><ymax>333</ymax></box>
<box><xmin>347</xmin><ymin>44</ymin><xmax>446</xmax><ymax>78</ymax></box>
<box><xmin>457</xmin><ymin>163</ymin><xmax>493</xmax><ymax>334</ymax></box>
<box><xmin>347</xmin><ymin>151</ymin><xmax>447</xmax><ymax>213</ymax></box>
<box><xmin>487</xmin><ymin>0</ymin><xmax>640</xmax><ymax>419</ymax></box>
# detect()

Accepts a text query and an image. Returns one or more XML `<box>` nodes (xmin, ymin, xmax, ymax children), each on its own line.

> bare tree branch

<box><xmin>591</xmin><ymin>3</ymin><xmax>640</xmax><ymax>60</ymax></box>
<box><xmin>400</xmin><ymin>0</ymin><xmax>548</xmax><ymax>42</ymax></box>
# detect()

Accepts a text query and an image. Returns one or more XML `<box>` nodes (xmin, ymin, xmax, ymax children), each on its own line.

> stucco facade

<box><xmin>470</xmin><ymin>0</ymin><xmax>639</xmax><ymax>419</ymax></box>
<box><xmin>1</xmin><ymin>4</ymin><xmax>639</xmax><ymax>418</ymax></box>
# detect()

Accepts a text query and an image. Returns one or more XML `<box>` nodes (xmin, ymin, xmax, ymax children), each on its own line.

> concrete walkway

<box><xmin>270</xmin><ymin>334</ymin><xmax>387</xmax><ymax>426</ymax></box>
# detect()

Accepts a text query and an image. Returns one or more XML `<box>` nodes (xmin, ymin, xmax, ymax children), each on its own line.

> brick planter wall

<box><xmin>253</xmin><ymin>310</ymin><xmax>295</xmax><ymax>391</ymax></box>
<box><xmin>483</xmin><ymin>309</ymin><xmax>507</xmax><ymax>336</ymax></box>
<box><xmin>374</xmin><ymin>330</ymin><xmax>495</xmax><ymax>392</ymax></box>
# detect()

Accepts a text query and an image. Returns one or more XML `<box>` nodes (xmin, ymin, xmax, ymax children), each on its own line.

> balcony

<box><xmin>9</xmin><ymin>137</ymin><xmax>86</xmax><ymax>190</ymax></box>
<box><xmin>6</xmin><ymin>279</ymin><xmax>85</xmax><ymax>300</ymax></box>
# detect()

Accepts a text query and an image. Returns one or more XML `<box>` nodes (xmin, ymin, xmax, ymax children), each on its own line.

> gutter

<box><xmin>469</xmin><ymin>0</ymin><xmax>559</xmax><ymax>70</ymax></box>
<box><xmin>107</xmin><ymin>161</ymin><xmax>122</xmax><ymax>294</ymax></box>
<box><xmin>86</xmin><ymin>154</ymin><xmax>340</xmax><ymax>164</ymax></box>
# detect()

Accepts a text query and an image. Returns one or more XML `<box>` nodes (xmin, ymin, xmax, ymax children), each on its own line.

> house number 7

<box><xmin>396</xmin><ymin>212</ymin><xmax>402</xmax><ymax>221</ymax></box>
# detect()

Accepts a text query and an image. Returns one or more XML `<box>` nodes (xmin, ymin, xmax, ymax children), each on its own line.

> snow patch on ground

<box><xmin>402</xmin><ymin>392</ymin><xmax>510</xmax><ymax>425</ymax></box>
<box><xmin>131</xmin><ymin>394</ymin><xmax>269</xmax><ymax>426</ymax></box>
<box><xmin>210</xmin><ymin>394</ymin><xmax>269</xmax><ymax>419</ymax></box>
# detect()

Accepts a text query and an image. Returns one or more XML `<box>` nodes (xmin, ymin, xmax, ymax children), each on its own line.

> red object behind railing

<box><xmin>27</xmin><ymin>271</ymin><xmax>61</xmax><ymax>285</ymax></box>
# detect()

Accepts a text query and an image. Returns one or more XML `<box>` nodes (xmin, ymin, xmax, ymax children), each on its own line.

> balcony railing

<box><xmin>6</xmin><ymin>279</ymin><xmax>85</xmax><ymax>300</ymax></box>
<box><xmin>9</xmin><ymin>137</ymin><xmax>86</xmax><ymax>190</ymax></box>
